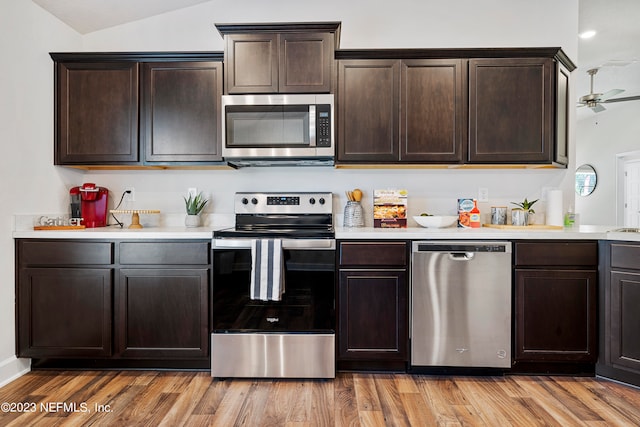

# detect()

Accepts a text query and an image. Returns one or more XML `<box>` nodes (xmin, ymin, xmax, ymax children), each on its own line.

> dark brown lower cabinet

<box><xmin>117</xmin><ymin>268</ymin><xmax>209</xmax><ymax>358</ymax></box>
<box><xmin>337</xmin><ymin>241</ymin><xmax>408</xmax><ymax>371</ymax></box>
<box><xmin>515</xmin><ymin>269</ymin><xmax>597</xmax><ymax>361</ymax></box>
<box><xmin>597</xmin><ymin>241</ymin><xmax>640</xmax><ymax>387</ymax></box>
<box><xmin>513</xmin><ymin>241</ymin><xmax>598</xmax><ymax>374</ymax></box>
<box><xmin>16</xmin><ymin>239</ymin><xmax>210</xmax><ymax>369</ymax></box>
<box><xmin>18</xmin><ymin>267</ymin><xmax>112</xmax><ymax>358</ymax></box>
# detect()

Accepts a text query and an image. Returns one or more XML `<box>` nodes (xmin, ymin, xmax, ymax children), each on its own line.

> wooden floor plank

<box><xmin>210</xmin><ymin>379</ymin><xmax>253</xmax><ymax>426</ymax></box>
<box><xmin>553</xmin><ymin>376</ymin><xmax>640</xmax><ymax>426</ymax></box>
<box><xmin>283</xmin><ymin>382</ymin><xmax>312</xmax><ymax>424</ymax></box>
<box><xmin>353</xmin><ymin>374</ymin><xmax>381</xmax><ymax>412</ymax></box>
<box><xmin>158</xmin><ymin>373</ymin><xmax>214</xmax><ymax>427</ymax></box>
<box><xmin>1</xmin><ymin>371</ymin><xmax>640</xmax><ymax>426</ymax></box>
<box><xmin>309</xmin><ymin>377</ymin><xmax>335</xmax><ymax>426</ymax></box>
<box><xmin>400</xmin><ymin>392</ymin><xmax>438</xmax><ymax>426</ymax></box>
<box><xmin>508</xmin><ymin>375</ymin><xmax>589</xmax><ymax>426</ymax></box>
<box><xmin>452</xmin><ymin>377</ymin><xmax>515</xmax><ymax>426</ymax></box>
<box><xmin>415</xmin><ymin>376</ymin><xmax>464</xmax><ymax>425</ymax></box>
<box><xmin>373</xmin><ymin>374</ymin><xmax>412</xmax><ymax>426</ymax></box>
<box><xmin>333</xmin><ymin>373</ymin><xmax>359</xmax><ymax>427</ymax></box>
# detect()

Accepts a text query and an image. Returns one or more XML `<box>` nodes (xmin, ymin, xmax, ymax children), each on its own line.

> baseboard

<box><xmin>0</xmin><ymin>356</ymin><xmax>30</xmax><ymax>388</ymax></box>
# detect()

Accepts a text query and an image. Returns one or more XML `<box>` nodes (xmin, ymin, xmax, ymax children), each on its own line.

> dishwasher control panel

<box><xmin>415</xmin><ymin>242</ymin><xmax>511</xmax><ymax>253</ymax></box>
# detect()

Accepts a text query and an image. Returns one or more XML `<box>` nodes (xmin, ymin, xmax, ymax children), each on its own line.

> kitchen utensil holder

<box><xmin>344</xmin><ymin>201</ymin><xmax>364</xmax><ymax>227</ymax></box>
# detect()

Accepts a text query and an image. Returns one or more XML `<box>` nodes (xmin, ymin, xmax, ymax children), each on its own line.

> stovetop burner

<box><xmin>214</xmin><ymin>192</ymin><xmax>335</xmax><ymax>240</ymax></box>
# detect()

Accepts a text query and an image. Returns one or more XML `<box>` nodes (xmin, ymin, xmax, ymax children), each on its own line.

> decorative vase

<box><xmin>343</xmin><ymin>201</ymin><xmax>364</xmax><ymax>227</ymax></box>
<box><xmin>185</xmin><ymin>214</ymin><xmax>201</xmax><ymax>228</ymax></box>
<box><xmin>511</xmin><ymin>209</ymin><xmax>528</xmax><ymax>226</ymax></box>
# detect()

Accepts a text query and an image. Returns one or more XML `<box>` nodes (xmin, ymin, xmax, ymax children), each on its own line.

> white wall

<box><xmin>0</xmin><ymin>0</ymin><xmax>83</xmax><ymax>386</ymax></box>
<box><xmin>0</xmin><ymin>0</ymin><xmax>579</xmax><ymax>385</ymax></box>
<box><xmin>79</xmin><ymin>0</ymin><xmax>579</xmax><ymax>221</ymax></box>
<box><xmin>575</xmin><ymin>88</ymin><xmax>640</xmax><ymax>225</ymax></box>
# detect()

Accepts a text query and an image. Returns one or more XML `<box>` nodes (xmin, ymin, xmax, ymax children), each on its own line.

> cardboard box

<box><xmin>374</xmin><ymin>189</ymin><xmax>407</xmax><ymax>228</ymax></box>
<box><xmin>458</xmin><ymin>198</ymin><xmax>475</xmax><ymax>228</ymax></box>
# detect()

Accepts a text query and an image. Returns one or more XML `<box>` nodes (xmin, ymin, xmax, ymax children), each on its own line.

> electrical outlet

<box><xmin>124</xmin><ymin>187</ymin><xmax>135</xmax><ymax>202</ymax></box>
<box><xmin>188</xmin><ymin>187</ymin><xmax>198</xmax><ymax>198</ymax></box>
<box><xmin>478</xmin><ymin>187</ymin><xmax>489</xmax><ymax>202</ymax></box>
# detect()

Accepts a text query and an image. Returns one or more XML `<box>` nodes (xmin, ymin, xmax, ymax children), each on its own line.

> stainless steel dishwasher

<box><xmin>411</xmin><ymin>241</ymin><xmax>512</xmax><ymax>369</ymax></box>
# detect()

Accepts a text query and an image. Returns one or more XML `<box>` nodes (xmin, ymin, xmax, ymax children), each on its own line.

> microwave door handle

<box><xmin>309</xmin><ymin>105</ymin><xmax>316</xmax><ymax>147</ymax></box>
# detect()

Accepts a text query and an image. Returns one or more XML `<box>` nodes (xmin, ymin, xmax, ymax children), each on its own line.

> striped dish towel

<box><xmin>250</xmin><ymin>239</ymin><xmax>285</xmax><ymax>301</ymax></box>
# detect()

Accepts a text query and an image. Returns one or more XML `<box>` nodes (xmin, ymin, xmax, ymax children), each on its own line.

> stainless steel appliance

<box><xmin>221</xmin><ymin>94</ymin><xmax>334</xmax><ymax>167</ymax></box>
<box><xmin>211</xmin><ymin>192</ymin><xmax>335</xmax><ymax>378</ymax></box>
<box><xmin>411</xmin><ymin>241</ymin><xmax>512</xmax><ymax>369</ymax></box>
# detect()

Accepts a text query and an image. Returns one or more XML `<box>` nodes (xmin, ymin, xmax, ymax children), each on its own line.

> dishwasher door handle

<box><xmin>449</xmin><ymin>252</ymin><xmax>475</xmax><ymax>261</ymax></box>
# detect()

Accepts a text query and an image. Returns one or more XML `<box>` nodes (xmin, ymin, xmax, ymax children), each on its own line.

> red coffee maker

<box><xmin>70</xmin><ymin>183</ymin><xmax>109</xmax><ymax>228</ymax></box>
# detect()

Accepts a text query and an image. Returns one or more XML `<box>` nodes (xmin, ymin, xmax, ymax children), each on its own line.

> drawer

<box><xmin>119</xmin><ymin>241</ymin><xmax>210</xmax><ymax>265</ymax></box>
<box><xmin>514</xmin><ymin>241</ymin><xmax>597</xmax><ymax>267</ymax></box>
<box><xmin>611</xmin><ymin>243</ymin><xmax>640</xmax><ymax>270</ymax></box>
<box><xmin>339</xmin><ymin>241</ymin><xmax>407</xmax><ymax>267</ymax></box>
<box><xmin>19</xmin><ymin>240</ymin><xmax>113</xmax><ymax>265</ymax></box>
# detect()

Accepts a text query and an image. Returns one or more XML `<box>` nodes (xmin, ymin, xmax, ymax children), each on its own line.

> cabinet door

<box><xmin>337</xmin><ymin>60</ymin><xmax>399</xmax><ymax>162</ymax></box>
<box><xmin>468</xmin><ymin>58</ymin><xmax>553</xmax><ymax>163</ymax></box>
<box><xmin>610</xmin><ymin>271</ymin><xmax>640</xmax><ymax>372</ymax></box>
<box><xmin>554</xmin><ymin>62</ymin><xmax>570</xmax><ymax>165</ymax></box>
<box><xmin>338</xmin><ymin>270</ymin><xmax>408</xmax><ymax>361</ymax></box>
<box><xmin>515</xmin><ymin>269</ymin><xmax>597</xmax><ymax>362</ymax></box>
<box><xmin>142</xmin><ymin>62</ymin><xmax>223</xmax><ymax>163</ymax></box>
<box><xmin>279</xmin><ymin>32</ymin><xmax>333</xmax><ymax>93</ymax></box>
<box><xmin>56</xmin><ymin>61</ymin><xmax>139</xmax><ymax>164</ymax></box>
<box><xmin>400</xmin><ymin>59</ymin><xmax>465</xmax><ymax>163</ymax></box>
<box><xmin>225</xmin><ymin>33</ymin><xmax>278</xmax><ymax>93</ymax></box>
<box><xmin>116</xmin><ymin>268</ymin><xmax>209</xmax><ymax>358</ymax></box>
<box><xmin>18</xmin><ymin>268</ymin><xmax>112</xmax><ymax>358</ymax></box>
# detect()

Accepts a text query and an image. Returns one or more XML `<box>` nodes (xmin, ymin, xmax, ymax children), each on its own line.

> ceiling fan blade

<box><xmin>599</xmin><ymin>88</ymin><xmax>625</xmax><ymax>101</ymax></box>
<box><xmin>604</xmin><ymin>95</ymin><xmax>640</xmax><ymax>104</ymax></box>
<box><xmin>590</xmin><ymin>104</ymin><xmax>606</xmax><ymax>113</ymax></box>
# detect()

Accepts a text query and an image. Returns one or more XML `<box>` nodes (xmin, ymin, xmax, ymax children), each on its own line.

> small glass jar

<box><xmin>344</xmin><ymin>201</ymin><xmax>364</xmax><ymax>227</ymax></box>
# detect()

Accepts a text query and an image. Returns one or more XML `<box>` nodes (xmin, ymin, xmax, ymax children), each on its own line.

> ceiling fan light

<box><xmin>579</xmin><ymin>30</ymin><xmax>597</xmax><ymax>39</ymax></box>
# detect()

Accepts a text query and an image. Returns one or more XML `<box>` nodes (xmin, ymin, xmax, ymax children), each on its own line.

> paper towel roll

<box><xmin>546</xmin><ymin>190</ymin><xmax>563</xmax><ymax>226</ymax></box>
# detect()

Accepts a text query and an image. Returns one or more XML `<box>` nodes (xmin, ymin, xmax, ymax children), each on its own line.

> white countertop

<box><xmin>12</xmin><ymin>222</ymin><xmax>640</xmax><ymax>242</ymax></box>
<box><xmin>336</xmin><ymin>225</ymin><xmax>618</xmax><ymax>240</ymax></box>
<box><xmin>13</xmin><ymin>226</ymin><xmax>218</xmax><ymax>240</ymax></box>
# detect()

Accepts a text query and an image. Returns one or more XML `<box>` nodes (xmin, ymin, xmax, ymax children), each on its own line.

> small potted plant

<box><xmin>511</xmin><ymin>198</ymin><xmax>538</xmax><ymax>226</ymax></box>
<box><xmin>184</xmin><ymin>192</ymin><xmax>209</xmax><ymax>227</ymax></box>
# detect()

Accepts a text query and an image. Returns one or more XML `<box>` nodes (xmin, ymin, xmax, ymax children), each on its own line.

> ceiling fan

<box><xmin>578</xmin><ymin>68</ymin><xmax>640</xmax><ymax>112</ymax></box>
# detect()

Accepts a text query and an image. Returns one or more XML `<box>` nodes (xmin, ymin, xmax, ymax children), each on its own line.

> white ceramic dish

<box><xmin>413</xmin><ymin>215</ymin><xmax>458</xmax><ymax>228</ymax></box>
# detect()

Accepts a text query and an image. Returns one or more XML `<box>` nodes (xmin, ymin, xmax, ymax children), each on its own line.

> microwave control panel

<box><xmin>316</xmin><ymin>104</ymin><xmax>332</xmax><ymax>147</ymax></box>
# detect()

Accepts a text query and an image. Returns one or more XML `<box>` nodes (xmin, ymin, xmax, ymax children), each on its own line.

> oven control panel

<box><xmin>235</xmin><ymin>192</ymin><xmax>333</xmax><ymax>214</ymax></box>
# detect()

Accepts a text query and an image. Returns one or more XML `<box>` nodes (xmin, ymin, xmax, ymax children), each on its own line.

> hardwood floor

<box><xmin>1</xmin><ymin>371</ymin><xmax>640</xmax><ymax>426</ymax></box>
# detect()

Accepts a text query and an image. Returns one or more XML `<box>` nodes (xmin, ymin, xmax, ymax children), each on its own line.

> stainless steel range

<box><xmin>211</xmin><ymin>192</ymin><xmax>335</xmax><ymax>378</ymax></box>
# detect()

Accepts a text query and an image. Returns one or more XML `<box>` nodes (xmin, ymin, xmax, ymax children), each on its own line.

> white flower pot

<box><xmin>185</xmin><ymin>214</ymin><xmax>201</xmax><ymax>228</ymax></box>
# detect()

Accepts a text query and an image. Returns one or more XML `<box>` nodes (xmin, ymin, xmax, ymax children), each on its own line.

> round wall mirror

<box><xmin>576</xmin><ymin>164</ymin><xmax>597</xmax><ymax>196</ymax></box>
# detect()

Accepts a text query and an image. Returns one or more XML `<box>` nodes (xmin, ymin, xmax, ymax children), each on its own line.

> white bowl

<box><xmin>413</xmin><ymin>215</ymin><xmax>458</xmax><ymax>228</ymax></box>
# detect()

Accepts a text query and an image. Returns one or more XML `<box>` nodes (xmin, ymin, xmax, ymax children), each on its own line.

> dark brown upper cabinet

<box><xmin>216</xmin><ymin>22</ymin><xmax>341</xmax><ymax>94</ymax></box>
<box><xmin>51</xmin><ymin>52</ymin><xmax>224</xmax><ymax>168</ymax></box>
<box><xmin>337</xmin><ymin>56</ymin><xmax>465</xmax><ymax>164</ymax></box>
<box><xmin>141</xmin><ymin>61</ymin><xmax>223</xmax><ymax>163</ymax></box>
<box><xmin>337</xmin><ymin>59</ymin><xmax>400</xmax><ymax>162</ymax></box>
<box><xmin>336</xmin><ymin>48</ymin><xmax>574</xmax><ymax>167</ymax></box>
<box><xmin>55</xmin><ymin>61</ymin><xmax>140</xmax><ymax>165</ymax></box>
<box><xmin>468</xmin><ymin>57</ymin><xmax>554</xmax><ymax>164</ymax></box>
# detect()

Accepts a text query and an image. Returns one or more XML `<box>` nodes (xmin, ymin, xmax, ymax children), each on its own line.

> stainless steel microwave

<box><xmin>221</xmin><ymin>94</ymin><xmax>334</xmax><ymax>167</ymax></box>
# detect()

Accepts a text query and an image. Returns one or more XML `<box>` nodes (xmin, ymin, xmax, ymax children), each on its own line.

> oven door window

<box><xmin>212</xmin><ymin>249</ymin><xmax>335</xmax><ymax>333</ymax></box>
<box><xmin>225</xmin><ymin>105</ymin><xmax>310</xmax><ymax>147</ymax></box>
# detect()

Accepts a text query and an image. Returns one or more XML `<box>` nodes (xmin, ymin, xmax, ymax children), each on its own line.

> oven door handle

<box><xmin>213</xmin><ymin>238</ymin><xmax>336</xmax><ymax>250</ymax></box>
